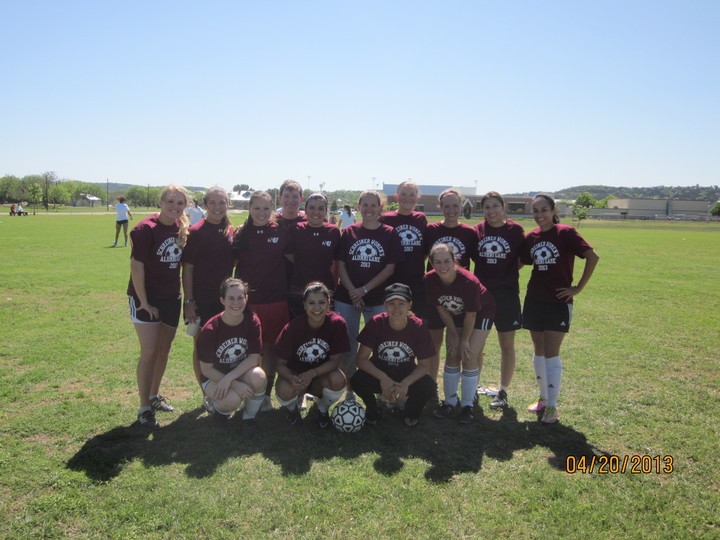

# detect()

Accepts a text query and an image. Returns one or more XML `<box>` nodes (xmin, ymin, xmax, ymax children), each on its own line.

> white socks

<box><xmin>460</xmin><ymin>369</ymin><xmax>480</xmax><ymax>407</ymax></box>
<box><xmin>318</xmin><ymin>388</ymin><xmax>344</xmax><ymax>413</ymax></box>
<box><xmin>533</xmin><ymin>355</ymin><xmax>548</xmax><ymax>400</ymax></box>
<box><xmin>545</xmin><ymin>356</ymin><xmax>562</xmax><ymax>407</ymax></box>
<box><xmin>442</xmin><ymin>365</ymin><xmax>461</xmax><ymax>406</ymax></box>
<box><xmin>242</xmin><ymin>393</ymin><xmax>265</xmax><ymax>419</ymax></box>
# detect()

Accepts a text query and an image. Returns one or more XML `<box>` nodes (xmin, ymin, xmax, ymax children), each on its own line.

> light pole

<box><xmin>319</xmin><ymin>182</ymin><xmax>325</xmax><ymax>193</ymax></box>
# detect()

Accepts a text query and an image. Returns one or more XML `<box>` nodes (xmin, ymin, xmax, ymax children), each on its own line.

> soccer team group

<box><xmin>123</xmin><ymin>180</ymin><xmax>599</xmax><ymax>436</ymax></box>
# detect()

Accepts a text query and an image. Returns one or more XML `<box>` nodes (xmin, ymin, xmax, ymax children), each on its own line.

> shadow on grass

<box><xmin>67</xmin><ymin>403</ymin><xmax>610</xmax><ymax>484</ymax></box>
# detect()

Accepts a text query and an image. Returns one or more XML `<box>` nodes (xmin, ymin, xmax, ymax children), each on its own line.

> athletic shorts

<box><xmin>489</xmin><ymin>286</ymin><xmax>522</xmax><ymax>332</ymax></box>
<box><xmin>129</xmin><ymin>295</ymin><xmax>181</xmax><ymax>328</ymax></box>
<box><xmin>522</xmin><ymin>295</ymin><xmax>573</xmax><ymax>333</ymax></box>
<box><xmin>196</xmin><ymin>302</ymin><xmax>224</xmax><ymax>327</ymax></box>
<box><xmin>250</xmin><ymin>300</ymin><xmax>290</xmax><ymax>344</ymax></box>
<box><xmin>116</xmin><ymin>219</ymin><xmax>129</xmax><ymax>225</ymax></box>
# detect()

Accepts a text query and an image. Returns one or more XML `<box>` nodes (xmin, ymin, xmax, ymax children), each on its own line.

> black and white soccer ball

<box><xmin>301</xmin><ymin>344</ymin><xmax>325</xmax><ymax>363</ymax></box>
<box><xmin>536</xmin><ymin>247</ymin><xmax>552</xmax><ymax>260</ymax></box>
<box><xmin>331</xmin><ymin>399</ymin><xmax>366</xmax><ymax>433</ymax></box>
<box><xmin>382</xmin><ymin>346</ymin><xmax>407</xmax><ymax>363</ymax></box>
<box><xmin>482</xmin><ymin>241</ymin><xmax>503</xmax><ymax>255</ymax></box>
<box><xmin>401</xmin><ymin>230</ymin><xmax>419</xmax><ymax>243</ymax></box>
<box><xmin>225</xmin><ymin>344</ymin><xmax>245</xmax><ymax>362</ymax></box>
<box><xmin>359</xmin><ymin>244</ymin><xmax>378</xmax><ymax>258</ymax></box>
<box><xmin>164</xmin><ymin>244</ymin><xmax>182</xmax><ymax>260</ymax></box>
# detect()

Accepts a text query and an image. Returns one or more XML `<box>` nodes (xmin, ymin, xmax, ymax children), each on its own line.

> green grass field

<box><xmin>1</xmin><ymin>214</ymin><xmax>718</xmax><ymax>538</ymax></box>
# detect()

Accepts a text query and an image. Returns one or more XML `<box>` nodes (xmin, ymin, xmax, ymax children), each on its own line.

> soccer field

<box><xmin>1</xmin><ymin>214</ymin><xmax>718</xmax><ymax>538</ymax></box>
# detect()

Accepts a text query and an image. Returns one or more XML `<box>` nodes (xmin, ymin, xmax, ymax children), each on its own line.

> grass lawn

<box><xmin>0</xmin><ymin>214</ymin><xmax>718</xmax><ymax>538</ymax></box>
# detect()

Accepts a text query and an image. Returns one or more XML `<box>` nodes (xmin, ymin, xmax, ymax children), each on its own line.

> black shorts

<box><xmin>196</xmin><ymin>302</ymin><xmax>223</xmax><ymax>327</ymax></box>
<box><xmin>522</xmin><ymin>295</ymin><xmax>573</xmax><ymax>333</ymax></box>
<box><xmin>489</xmin><ymin>286</ymin><xmax>522</xmax><ymax>332</ymax></box>
<box><xmin>116</xmin><ymin>219</ymin><xmax>129</xmax><ymax>225</ymax></box>
<box><xmin>129</xmin><ymin>295</ymin><xmax>182</xmax><ymax>328</ymax></box>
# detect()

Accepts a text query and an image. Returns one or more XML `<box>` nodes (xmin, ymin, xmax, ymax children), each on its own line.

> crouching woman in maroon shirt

<box><xmin>350</xmin><ymin>283</ymin><xmax>437</xmax><ymax>427</ymax></box>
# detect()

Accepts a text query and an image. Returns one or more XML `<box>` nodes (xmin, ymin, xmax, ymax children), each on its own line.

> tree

<box><xmin>48</xmin><ymin>184</ymin><xmax>70</xmax><ymax>207</ymax></box>
<box><xmin>711</xmin><ymin>202</ymin><xmax>720</xmax><ymax>217</ymax></box>
<box><xmin>0</xmin><ymin>175</ymin><xmax>21</xmax><ymax>203</ymax></box>
<box><xmin>233</xmin><ymin>184</ymin><xmax>249</xmax><ymax>193</ymax></box>
<box><xmin>27</xmin><ymin>183</ymin><xmax>42</xmax><ymax>214</ymax></box>
<box><xmin>572</xmin><ymin>205</ymin><xmax>589</xmax><ymax>228</ymax></box>
<box><xmin>42</xmin><ymin>171</ymin><xmax>58</xmax><ymax>210</ymax></box>
<box><xmin>574</xmin><ymin>192</ymin><xmax>596</xmax><ymax>208</ymax></box>
<box><xmin>596</xmin><ymin>195</ymin><xmax>617</xmax><ymax>209</ymax></box>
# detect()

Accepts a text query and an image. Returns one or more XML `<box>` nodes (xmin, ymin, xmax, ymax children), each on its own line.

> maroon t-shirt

<box><xmin>424</xmin><ymin>267</ymin><xmax>495</xmax><ymax>325</ymax></box>
<box><xmin>288</xmin><ymin>222</ymin><xmax>341</xmax><ymax>292</ymax></box>
<box><xmin>127</xmin><ymin>215</ymin><xmax>182</xmax><ymax>299</ymax></box>
<box><xmin>275</xmin><ymin>213</ymin><xmax>306</xmax><ymax>227</ymax></box>
<box><xmin>424</xmin><ymin>222</ymin><xmax>477</xmax><ymax>270</ymax></box>
<box><xmin>274</xmin><ymin>311</ymin><xmax>350</xmax><ymax>373</ymax></box>
<box><xmin>197</xmin><ymin>312</ymin><xmax>262</xmax><ymax>382</ymax></box>
<box><xmin>357</xmin><ymin>312</ymin><xmax>436</xmax><ymax>381</ymax></box>
<box><xmin>183</xmin><ymin>219</ymin><xmax>235</xmax><ymax>304</ymax></box>
<box><xmin>381</xmin><ymin>211</ymin><xmax>428</xmax><ymax>290</ymax></box>
<box><xmin>334</xmin><ymin>224</ymin><xmax>404</xmax><ymax>306</ymax></box>
<box><xmin>233</xmin><ymin>222</ymin><xmax>292</xmax><ymax>304</ymax></box>
<box><xmin>521</xmin><ymin>224</ymin><xmax>593</xmax><ymax>304</ymax></box>
<box><xmin>473</xmin><ymin>220</ymin><xmax>525</xmax><ymax>291</ymax></box>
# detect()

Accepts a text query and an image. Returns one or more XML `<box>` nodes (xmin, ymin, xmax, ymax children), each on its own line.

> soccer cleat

<box><xmin>433</xmin><ymin>401</ymin><xmax>457</xmax><ymax>419</ymax></box>
<box><xmin>541</xmin><ymin>406</ymin><xmax>559</xmax><ymax>424</ymax></box>
<box><xmin>489</xmin><ymin>389</ymin><xmax>508</xmax><ymax>410</ymax></box>
<box><xmin>242</xmin><ymin>418</ymin><xmax>258</xmax><ymax>438</ymax></box>
<box><xmin>136</xmin><ymin>410</ymin><xmax>159</xmax><ymax>428</ymax></box>
<box><xmin>286</xmin><ymin>406</ymin><xmax>302</xmax><ymax>425</ymax></box>
<box><xmin>527</xmin><ymin>398</ymin><xmax>547</xmax><ymax>412</ymax></box>
<box><xmin>203</xmin><ymin>395</ymin><xmax>215</xmax><ymax>414</ymax></box>
<box><xmin>297</xmin><ymin>393</ymin><xmax>307</xmax><ymax>411</ymax></box>
<box><xmin>317</xmin><ymin>410</ymin><xmax>331</xmax><ymax>429</ymax></box>
<box><xmin>458</xmin><ymin>406</ymin><xmax>475</xmax><ymax>424</ymax></box>
<box><xmin>150</xmin><ymin>395</ymin><xmax>175</xmax><ymax>412</ymax></box>
<box><xmin>260</xmin><ymin>395</ymin><xmax>274</xmax><ymax>412</ymax></box>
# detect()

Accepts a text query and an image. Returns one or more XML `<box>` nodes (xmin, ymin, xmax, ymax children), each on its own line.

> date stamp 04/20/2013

<box><xmin>565</xmin><ymin>455</ymin><xmax>674</xmax><ymax>474</ymax></box>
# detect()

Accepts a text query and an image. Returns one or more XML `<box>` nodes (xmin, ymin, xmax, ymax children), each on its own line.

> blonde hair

<box><xmin>203</xmin><ymin>185</ymin><xmax>232</xmax><ymax>236</ymax></box>
<box><xmin>358</xmin><ymin>190</ymin><xmax>386</xmax><ymax>208</ymax></box>
<box><xmin>160</xmin><ymin>185</ymin><xmax>191</xmax><ymax>248</ymax></box>
<box><xmin>396</xmin><ymin>181</ymin><xmax>419</xmax><ymax>194</ymax></box>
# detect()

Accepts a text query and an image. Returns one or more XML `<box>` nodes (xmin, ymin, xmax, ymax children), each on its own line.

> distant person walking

<box><xmin>185</xmin><ymin>199</ymin><xmax>206</xmax><ymax>225</ymax></box>
<box><xmin>338</xmin><ymin>205</ymin><xmax>356</xmax><ymax>230</ymax></box>
<box><xmin>113</xmin><ymin>196</ymin><xmax>133</xmax><ymax>247</ymax></box>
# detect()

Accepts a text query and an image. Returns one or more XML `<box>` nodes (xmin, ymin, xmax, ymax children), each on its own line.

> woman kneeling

<box><xmin>197</xmin><ymin>278</ymin><xmax>267</xmax><ymax>438</ymax></box>
<box><xmin>274</xmin><ymin>282</ymin><xmax>349</xmax><ymax>428</ymax></box>
<box><xmin>351</xmin><ymin>283</ymin><xmax>437</xmax><ymax>427</ymax></box>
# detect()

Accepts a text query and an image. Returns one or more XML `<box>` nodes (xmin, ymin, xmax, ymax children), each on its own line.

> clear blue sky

<box><xmin>2</xmin><ymin>1</ymin><xmax>718</xmax><ymax>194</ymax></box>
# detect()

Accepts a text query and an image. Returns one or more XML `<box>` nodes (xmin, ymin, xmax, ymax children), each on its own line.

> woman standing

<box><xmin>522</xmin><ymin>194</ymin><xmax>599</xmax><ymax>424</ymax></box>
<box><xmin>128</xmin><ymin>185</ymin><xmax>190</xmax><ymax>428</ymax></box>
<box><xmin>473</xmin><ymin>192</ymin><xmax>526</xmax><ymax>409</ymax></box>
<box><xmin>182</xmin><ymin>186</ymin><xmax>235</xmax><ymax>411</ymax></box>
<box><xmin>351</xmin><ymin>283</ymin><xmax>437</xmax><ymax>427</ymax></box>
<box><xmin>197</xmin><ymin>278</ymin><xmax>267</xmax><ymax>438</ymax></box>
<box><xmin>333</xmin><ymin>191</ymin><xmax>404</xmax><ymax>383</ymax></box>
<box><xmin>338</xmin><ymin>204</ymin><xmax>356</xmax><ymax>230</ymax></box>
<box><xmin>287</xmin><ymin>193</ymin><xmax>341</xmax><ymax>319</ymax></box>
<box><xmin>424</xmin><ymin>243</ymin><xmax>495</xmax><ymax>424</ymax></box>
<box><xmin>233</xmin><ymin>191</ymin><xmax>293</xmax><ymax>410</ymax></box>
<box><xmin>275</xmin><ymin>282</ymin><xmax>349</xmax><ymax>428</ymax></box>
<box><xmin>114</xmin><ymin>196</ymin><xmax>133</xmax><ymax>247</ymax></box>
<box><xmin>424</xmin><ymin>189</ymin><xmax>479</xmax><ymax>383</ymax></box>
<box><xmin>381</xmin><ymin>181</ymin><xmax>428</xmax><ymax>319</ymax></box>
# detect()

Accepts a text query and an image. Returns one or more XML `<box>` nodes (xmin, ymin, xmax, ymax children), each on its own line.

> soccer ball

<box><xmin>164</xmin><ymin>243</ymin><xmax>182</xmax><ymax>260</ymax></box>
<box><xmin>331</xmin><ymin>399</ymin><xmax>366</xmax><ymax>433</ymax></box>
<box><xmin>301</xmin><ymin>344</ymin><xmax>325</xmax><ymax>363</ymax></box>
<box><xmin>482</xmin><ymin>241</ymin><xmax>503</xmax><ymax>255</ymax></box>
<box><xmin>225</xmin><ymin>344</ymin><xmax>245</xmax><ymax>362</ymax></box>
<box><xmin>359</xmin><ymin>244</ymin><xmax>378</xmax><ymax>258</ymax></box>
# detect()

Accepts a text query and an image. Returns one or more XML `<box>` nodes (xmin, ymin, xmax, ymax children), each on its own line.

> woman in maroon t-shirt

<box><xmin>233</xmin><ymin>191</ymin><xmax>292</xmax><ymax>411</ymax></box>
<box><xmin>473</xmin><ymin>191</ymin><xmax>526</xmax><ymax>410</ymax></box>
<box><xmin>287</xmin><ymin>193</ymin><xmax>341</xmax><ymax>318</ymax></box>
<box><xmin>197</xmin><ymin>278</ymin><xmax>267</xmax><ymax>437</ymax></box>
<box><xmin>521</xmin><ymin>194</ymin><xmax>599</xmax><ymax>424</ymax></box>
<box><xmin>274</xmin><ymin>282</ymin><xmax>349</xmax><ymax>428</ymax></box>
<box><xmin>127</xmin><ymin>184</ymin><xmax>190</xmax><ymax>428</ymax></box>
<box><xmin>334</xmin><ymin>191</ymin><xmax>403</xmax><ymax>385</ymax></box>
<box><xmin>424</xmin><ymin>243</ymin><xmax>495</xmax><ymax>425</ymax></box>
<box><xmin>182</xmin><ymin>186</ymin><xmax>235</xmax><ymax>411</ymax></box>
